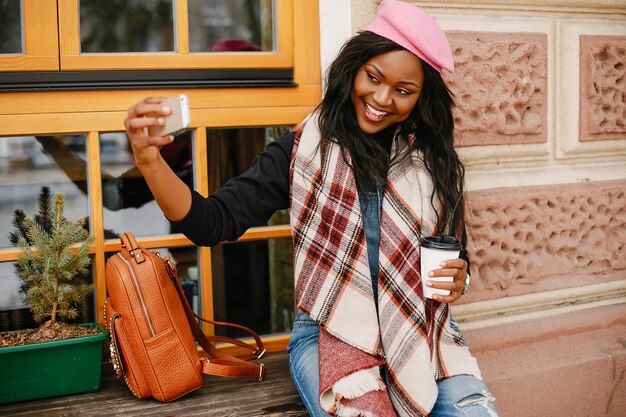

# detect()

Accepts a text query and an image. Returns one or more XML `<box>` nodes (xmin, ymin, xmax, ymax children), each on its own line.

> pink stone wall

<box><xmin>461</xmin><ymin>180</ymin><xmax>626</xmax><ymax>302</ymax></box>
<box><xmin>466</xmin><ymin>303</ymin><xmax>626</xmax><ymax>417</ymax></box>
<box><xmin>579</xmin><ymin>35</ymin><xmax>626</xmax><ymax>141</ymax></box>
<box><xmin>444</xmin><ymin>32</ymin><xmax>548</xmax><ymax>147</ymax></box>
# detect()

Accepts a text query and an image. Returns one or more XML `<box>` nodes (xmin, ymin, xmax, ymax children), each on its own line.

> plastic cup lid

<box><xmin>421</xmin><ymin>235</ymin><xmax>461</xmax><ymax>250</ymax></box>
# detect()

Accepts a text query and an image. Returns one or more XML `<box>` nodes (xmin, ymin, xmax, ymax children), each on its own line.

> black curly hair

<box><xmin>317</xmin><ymin>31</ymin><xmax>465</xmax><ymax>236</ymax></box>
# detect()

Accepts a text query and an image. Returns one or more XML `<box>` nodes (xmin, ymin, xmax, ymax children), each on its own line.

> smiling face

<box><xmin>350</xmin><ymin>50</ymin><xmax>424</xmax><ymax>135</ymax></box>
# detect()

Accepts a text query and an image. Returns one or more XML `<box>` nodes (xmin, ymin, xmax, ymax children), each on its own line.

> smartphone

<box><xmin>147</xmin><ymin>94</ymin><xmax>191</xmax><ymax>137</ymax></box>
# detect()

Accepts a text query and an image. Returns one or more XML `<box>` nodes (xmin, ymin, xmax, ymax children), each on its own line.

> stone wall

<box><xmin>579</xmin><ymin>35</ymin><xmax>626</xmax><ymax>142</ymax></box>
<box><xmin>445</xmin><ymin>32</ymin><xmax>548</xmax><ymax>147</ymax></box>
<box><xmin>463</xmin><ymin>179</ymin><xmax>626</xmax><ymax>302</ymax></box>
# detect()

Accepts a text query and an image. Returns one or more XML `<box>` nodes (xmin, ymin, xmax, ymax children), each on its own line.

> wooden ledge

<box><xmin>0</xmin><ymin>352</ymin><xmax>306</xmax><ymax>417</ymax></box>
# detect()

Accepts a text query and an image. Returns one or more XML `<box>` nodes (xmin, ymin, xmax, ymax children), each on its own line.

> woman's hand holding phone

<box><xmin>147</xmin><ymin>95</ymin><xmax>190</xmax><ymax>138</ymax></box>
<box><xmin>122</xmin><ymin>96</ymin><xmax>193</xmax><ymax>221</ymax></box>
<box><xmin>123</xmin><ymin>96</ymin><xmax>176</xmax><ymax>167</ymax></box>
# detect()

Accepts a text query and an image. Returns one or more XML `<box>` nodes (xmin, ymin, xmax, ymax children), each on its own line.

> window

<box><xmin>0</xmin><ymin>1</ymin><xmax>59</xmax><ymax>71</ymax></box>
<box><xmin>1</xmin><ymin>1</ymin><xmax>297</xmax><ymax>91</ymax></box>
<box><xmin>61</xmin><ymin>0</ymin><xmax>291</xmax><ymax>71</ymax></box>
<box><xmin>99</xmin><ymin>131</ymin><xmax>194</xmax><ymax>237</ymax></box>
<box><xmin>79</xmin><ymin>0</ymin><xmax>176</xmax><ymax>53</ymax></box>
<box><xmin>0</xmin><ymin>134</ymin><xmax>90</xmax><ymax>252</ymax></box>
<box><xmin>0</xmin><ymin>1</ymin><xmax>22</xmax><ymax>54</ymax></box>
<box><xmin>205</xmin><ymin>126</ymin><xmax>294</xmax><ymax>336</ymax></box>
<box><xmin>188</xmin><ymin>0</ymin><xmax>274</xmax><ymax>53</ymax></box>
<box><xmin>0</xmin><ymin>0</ymin><xmax>320</xmax><ymax>354</ymax></box>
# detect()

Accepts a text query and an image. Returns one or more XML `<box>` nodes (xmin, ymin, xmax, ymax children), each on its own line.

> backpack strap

<box><xmin>119</xmin><ymin>231</ymin><xmax>266</xmax><ymax>380</ymax></box>
<box><xmin>162</xmin><ymin>249</ymin><xmax>266</xmax><ymax>381</ymax></box>
<box><xmin>120</xmin><ymin>232</ymin><xmax>146</xmax><ymax>264</ymax></box>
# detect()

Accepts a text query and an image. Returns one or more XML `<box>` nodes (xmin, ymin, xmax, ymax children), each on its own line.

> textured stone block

<box><xmin>463</xmin><ymin>180</ymin><xmax>626</xmax><ymax>301</ymax></box>
<box><xmin>466</xmin><ymin>303</ymin><xmax>626</xmax><ymax>417</ymax></box>
<box><xmin>444</xmin><ymin>32</ymin><xmax>548</xmax><ymax>147</ymax></box>
<box><xmin>579</xmin><ymin>35</ymin><xmax>626</xmax><ymax>141</ymax></box>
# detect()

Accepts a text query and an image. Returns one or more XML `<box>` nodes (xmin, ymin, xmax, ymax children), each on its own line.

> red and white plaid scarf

<box><xmin>289</xmin><ymin>113</ymin><xmax>482</xmax><ymax>417</ymax></box>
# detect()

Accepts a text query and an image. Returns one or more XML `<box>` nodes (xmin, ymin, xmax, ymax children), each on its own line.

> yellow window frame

<box><xmin>57</xmin><ymin>0</ymin><xmax>293</xmax><ymax>70</ymax></box>
<box><xmin>0</xmin><ymin>0</ymin><xmax>59</xmax><ymax>72</ymax></box>
<box><xmin>0</xmin><ymin>0</ymin><xmax>320</xmax><ymax>355</ymax></box>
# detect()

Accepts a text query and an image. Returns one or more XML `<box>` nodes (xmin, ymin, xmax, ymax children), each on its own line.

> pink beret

<box><xmin>366</xmin><ymin>0</ymin><xmax>454</xmax><ymax>73</ymax></box>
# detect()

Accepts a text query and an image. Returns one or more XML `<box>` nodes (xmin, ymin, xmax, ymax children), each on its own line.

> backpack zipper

<box><xmin>117</xmin><ymin>252</ymin><xmax>156</xmax><ymax>337</ymax></box>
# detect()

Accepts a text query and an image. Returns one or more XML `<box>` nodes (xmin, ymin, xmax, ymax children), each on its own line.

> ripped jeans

<box><xmin>431</xmin><ymin>375</ymin><xmax>500</xmax><ymax>417</ymax></box>
<box><xmin>288</xmin><ymin>312</ymin><xmax>500</xmax><ymax>417</ymax></box>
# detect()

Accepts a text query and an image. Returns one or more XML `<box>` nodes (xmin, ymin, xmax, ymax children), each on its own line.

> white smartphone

<box><xmin>147</xmin><ymin>94</ymin><xmax>191</xmax><ymax>137</ymax></box>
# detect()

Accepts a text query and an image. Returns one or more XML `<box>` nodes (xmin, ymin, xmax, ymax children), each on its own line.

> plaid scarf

<box><xmin>289</xmin><ymin>113</ymin><xmax>482</xmax><ymax>417</ymax></box>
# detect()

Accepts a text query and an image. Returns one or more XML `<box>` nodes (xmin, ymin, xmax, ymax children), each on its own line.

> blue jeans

<box><xmin>287</xmin><ymin>312</ymin><xmax>329</xmax><ymax>417</ymax></box>
<box><xmin>287</xmin><ymin>313</ymin><xmax>499</xmax><ymax>417</ymax></box>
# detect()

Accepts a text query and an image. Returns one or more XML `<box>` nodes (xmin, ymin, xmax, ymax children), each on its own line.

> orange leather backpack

<box><xmin>104</xmin><ymin>232</ymin><xmax>265</xmax><ymax>402</ymax></box>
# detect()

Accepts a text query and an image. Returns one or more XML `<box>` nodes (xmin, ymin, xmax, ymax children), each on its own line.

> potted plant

<box><xmin>0</xmin><ymin>187</ymin><xmax>108</xmax><ymax>404</ymax></box>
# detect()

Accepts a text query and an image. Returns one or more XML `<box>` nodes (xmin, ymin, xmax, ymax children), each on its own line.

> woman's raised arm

<box><xmin>123</xmin><ymin>96</ymin><xmax>191</xmax><ymax>221</ymax></box>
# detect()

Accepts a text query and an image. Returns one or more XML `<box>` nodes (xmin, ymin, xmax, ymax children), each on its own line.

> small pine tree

<box><xmin>11</xmin><ymin>187</ymin><xmax>94</xmax><ymax>324</ymax></box>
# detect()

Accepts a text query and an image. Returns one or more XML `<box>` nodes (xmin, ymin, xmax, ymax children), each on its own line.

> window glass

<box><xmin>0</xmin><ymin>262</ymin><xmax>33</xmax><ymax>331</ymax></box>
<box><xmin>99</xmin><ymin>131</ymin><xmax>193</xmax><ymax>238</ymax></box>
<box><xmin>188</xmin><ymin>0</ymin><xmax>274</xmax><ymax>53</ymax></box>
<box><xmin>206</xmin><ymin>125</ymin><xmax>292</xmax><ymax>199</ymax></box>
<box><xmin>157</xmin><ymin>246</ymin><xmax>201</xmax><ymax>315</ymax></box>
<box><xmin>0</xmin><ymin>135</ymin><xmax>89</xmax><ymax>248</ymax></box>
<box><xmin>0</xmin><ymin>257</ymin><xmax>95</xmax><ymax>331</ymax></box>
<box><xmin>0</xmin><ymin>0</ymin><xmax>22</xmax><ymax>54</ymax></box>
<box><xmin>207</xmin><ymin>126</ymin><xmax>269</xmax><ymax>193</ymax></box>
<box><xmin>212</xmin><ymin>236</ymin><xmax>294</xmax><ymax>338</ymax></box>
<box><xmin>79</xmin><ymin>0</ymin><xmax>175</xmax><ymax>53</ymax></box>
<box><xmin>206</xmin><ymin>125</ymin><xmax>293</xmax><ymax>338</ymax></box>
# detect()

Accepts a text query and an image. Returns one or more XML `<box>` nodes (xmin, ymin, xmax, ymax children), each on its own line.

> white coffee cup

<box><xmin>420</xmin><ymin>235</ymin><xmax>461</xmax><ymax>299</ymax></box>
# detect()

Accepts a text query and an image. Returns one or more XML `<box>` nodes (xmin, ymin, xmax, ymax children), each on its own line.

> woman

<box><xmin>124</xmin><ymin>1</ymin><xmax>499</xmax><ymax>416</ymax></box>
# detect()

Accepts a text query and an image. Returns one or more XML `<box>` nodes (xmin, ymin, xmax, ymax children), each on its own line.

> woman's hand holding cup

<box><xmin>420</xmin><ymin>235</ymin><xmax>466</xmax><ymax>303</ymax></box>
<box><xmin>123</xmin><ymin>96</ymin><xmax>174</xmax><ymax>167</ymax></box>
<box><xmin>425</xmin><ymin>258</ymin><xmax>468</xmax><ymax>303</ymax></box>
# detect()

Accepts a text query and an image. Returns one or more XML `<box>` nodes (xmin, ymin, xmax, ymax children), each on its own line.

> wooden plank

<box><xmin>293</xmin><ymin>0</ymin><xmax>322</xmax><ymax>88</ymax></box>
<box><xmin>0</xmin><ymin>88</ymin><xmax>320</xmax><ymax>115</ymax></box>
<box><xmin>238</xmin><ymin>225</ymin><xmax>292</xmax><ymax>241</ymax></box>
<box><xmin>192</xmin><ymin>127</ymin><xmax>215</xmax><ymax>333</ymax></box>
<box><xmin>57</xmin><ymin>0</ymin><xmax>81</xmax><ymax>56</ymax></box>
<box><xmin>0</xmin><ymin>106</ymin><xmax>314</xmax><ymax>136</ymax></box>
<box><xmin>276</xmin><ymin>0</ymin><xmax>295</xmax><ymax>60</ymax></box>
<box><xmin>0</xmin><ymin>227</ymin><xmax>292</xmax><ymax>263</ymax></box>
<box><xmin>0</xmin><ymin>0</ymin><xmax>59</xmax><ymax>71</ymax></box>
<box><xmin>86</xmin><ymin>131</ymin><xmax>107</xmax><ymax>328</ymax></box>
<box><xmin>0</xmin><ymin>56</ymin><xmax>60</xmax><ymax>72</ymax></box>
<box><xmin>24</xmin><ymin>0</ymin><xmax>60</xmax><ymax>58</ymax></box>
<box><xmin>0</xmin><ymin>245</ymin><xmax>99</xmax><ymax>262</ymax></box>
<box><xmin>216</xmin><ymin>334</ymin><xmax>290</xmax><ymax>357</ymax></box>
<box><xmin>0</xmin><ymin>352</ymin><xmax>307</xmax><ymax>417</ymax></box>
<box><xmin>58</xmin><ymin>52</ymin><xmax>292</xmax><ymax>71</ymax></box>
<box><xmin>175</xmin><ymin>0</ymin><xmax>190</xmax><ymax>54</ymax></box>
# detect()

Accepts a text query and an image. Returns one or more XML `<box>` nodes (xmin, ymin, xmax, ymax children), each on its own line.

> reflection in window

<box><xmin>206</xmin><ymin>125</ymin><xmax>292</xmax><ymax>338</ymax></box>
<box><xmin>212</xmin><ymin>237</ymin><xmax>293</xmax><ymax>338</ymax></box>
<box><xmin>207</xmin><ymin>125</ymin><xmax>291</xmax><ymax>194</ymax></box>
<box><xmin>79</xmin><ymin>0</ymin><xmax>174</xmax><ymax>53</ymax></box>
<box><xmin>0</xmin><ymin>135</ymin><xmax>89</xmax><ymax>248</ymax></box>
<box><xmin>159</xmin><ymin>247</ymin><xmax>200</xmax><ymax>315</ymax></box>
<box><xmin>0</xmin><ymin>0</ymin><xmax>22</xmax><ymax>54</ymax></box>
<box><xmin>0</xmin><ymin>262</ymin><xmax>33</xmax><ymax>331</ymax></box>
<box><xmin>99</xmin><ymin>131</ymin><xmax>193</xmax><ymax>238</ymax></box>
<box><xmin>0</xmin><ymin>257</ymin><xmax>95</xmax><ymax>332</ymax></box>
<box><xmin>188</xmin><ymin>0</ymin><xmax>274</xmax><ymax>53</ymax></box>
